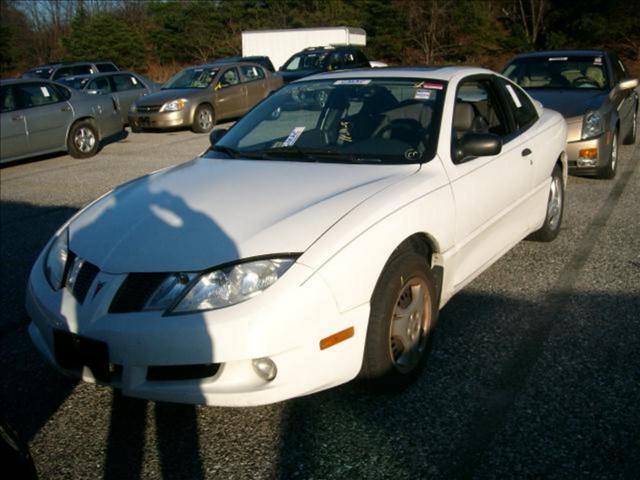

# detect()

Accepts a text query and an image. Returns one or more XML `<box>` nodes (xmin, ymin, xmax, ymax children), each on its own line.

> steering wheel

<box><xmin>573</xmin><ymin>76</ymin><xmax>600</xmax><ymax>88</ymax></box>
<box><xmin>375</xmin><ymin>119</ymin><xmax>422</xmax><ymax>143</ymax></box>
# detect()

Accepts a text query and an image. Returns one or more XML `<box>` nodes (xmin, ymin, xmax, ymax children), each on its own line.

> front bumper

<box><xmin>128</xmin><ymin>110</ymin><xmax>189</xmax><ymax>129</ymax></box>
<box><xmin>566</xmin><ymin>131</ymin><xmax>613</xmax><ymax>175</ymax></box>
<box><xmin>26</xmin><ymin>255</ymin><xmax>369</xmax><ymax>406</ymax></box>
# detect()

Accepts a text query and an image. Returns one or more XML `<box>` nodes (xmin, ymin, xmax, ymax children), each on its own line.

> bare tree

<box><xmin>506</xmin><ymin>0</ymin><xmax>547</xmax><ymax>48</ymax></box>
<box><xmin>397</xmin><ymin>0</ymin><xmax>453</xmax><ymax>64</ymax></box>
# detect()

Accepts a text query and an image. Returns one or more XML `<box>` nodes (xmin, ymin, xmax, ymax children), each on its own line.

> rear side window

<box><xmin>52</xmin><ymin>67</ymin><xmax>72</xmax><ymax>80</ymax></box>
<box><xmin>1</xmin><ymin>86</ymin><xmax>17</xmax><ymax>113</ymax></box>
<box><xmin>14</xmin><ymin>83</ymin><xmax>62</xmax><ymax>108</ymax></box>
<box><xmin>95</xmin><ymin>63</ymin><xmax>118</xmax><ymax>73</ymax></box>
<box><xmin>71</xmin><ymin>65</ymin><xmax>93</xmax><ymax>76</ymax></box>
<box><xmin>500</xmin><ymin>79</ymin><xmax>538</xmax><ymax>130</ymax></box>
<box><xmin>343</xmin><ymin>52</ymin><xmax>357</xmax><ymax>67</ymax></box>
<box><xmin>112</xmin><ymin>74</ymin><xmax>144</xmax><ymax>91</ymax></box>
<box><xmin>239</xmin><ymin>65</ymin><xmax>265</xmax><ymax>82</ymax></box>
<box><xmin>88</xmin><ymin>76</ymin><xmax>113</xmax><ymax>93</ymax></box>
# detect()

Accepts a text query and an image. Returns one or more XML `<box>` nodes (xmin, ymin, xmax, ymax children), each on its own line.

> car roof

<box><xmin>301</xmin><ymin>66</ymin><xmax>493</xmax><ymax>82</ymax></box>
<box><xmin>29</xmin><ymin>60</ymin><xmax>117</xmax><ymax>68</ymax></box>
<box><xmin>511</xmin><ymin>50</ymin><xmax>607</xmax><ymax>60</ymax></box>
<box><xmin>58</xmin><ymin>71</ymin><xmax>137</xmax><ymax>81</ymax></box>
<box><xmin>1</xmin><ymin>78</ymin><xmax>58</xmax><ymax>86</ymax></box>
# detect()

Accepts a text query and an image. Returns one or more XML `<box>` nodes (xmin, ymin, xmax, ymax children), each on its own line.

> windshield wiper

<box><xmin>211</xmin><ymin>145</ymin><xmax>241</xmax><ymax>158</ymax></box>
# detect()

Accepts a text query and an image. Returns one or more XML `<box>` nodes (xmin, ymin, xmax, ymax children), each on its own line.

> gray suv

<box><xmin>22</xmin><ymin>61</ymin><xmax>119</xmax><ymax>81</ymax></box>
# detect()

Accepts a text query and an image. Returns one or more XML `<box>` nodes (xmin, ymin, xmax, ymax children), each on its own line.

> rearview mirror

<box><xmin>453</xmin><ymin>133</ymin><xmax>502</xmax><ymax>164</ymax></box>
<box><xmin>209</xmin><ymin>128</ymin><xmax>229</xmax><ymax>146</ymax></box>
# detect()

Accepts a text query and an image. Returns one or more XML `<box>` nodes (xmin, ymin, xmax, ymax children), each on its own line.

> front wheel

<box><xmin>192</xmin><ymin>104</ymin><xmax>214</xmax><ymax>133</ymax></box>
<box><xmin>67</xmin><ymin>120</ymin><xmax>100</xmax><ymax>158</ymax></box>
<box><xmin>597</xmin><ymin>130</ymin><xmax>618</xmax><ymax>179</ymax></box>
<box><xmin>530</xmin><ymin>164</ymin><xmax>564</xmax><ymax>242</ymax></box>
<box><xmin>359</xmin><ymin>250</ymin><xmax>438</xmax><ymax>390</ymax></box>
<box><xmin>623</xmin><ymin>104</ymin><xmax>637</xmax><ymax>145</ymax></box>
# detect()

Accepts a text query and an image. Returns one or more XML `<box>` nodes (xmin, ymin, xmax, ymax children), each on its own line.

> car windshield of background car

<box><xmin>163</xmin><ymin>68</ymin><xmax>218</xmax><ymax>89</ymax></box>
<box><xmin>503</xmin><ymin>55</ymin><xmax>609</xmax><ymax>90</ymax></box>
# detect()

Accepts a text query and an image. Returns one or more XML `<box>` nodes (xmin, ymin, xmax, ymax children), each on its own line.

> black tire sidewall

<box><xmin>192</xmin><ymin>104</ymin><xmax>214</xmax><ymax>133</ymax></box>
<box><xmin>360</xmin><ymin>250</ymin><xmax>438</xmax><ymax>390</ymax></box>
<box><xmin>598</xmin><ymin>130</ymin><xmax>618</xmax><ymax>179</ymax></box>
<box><xmin>67</xmin><ymin>120</ymin><xmax>99</xmax><ymax>158</ymax></box>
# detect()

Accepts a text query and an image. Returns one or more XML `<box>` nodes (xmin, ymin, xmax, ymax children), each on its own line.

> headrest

<box><xmin>585</xmin><ymin>66</ymin><xmax>604</xmax><ymax>87</ymax></box>
<box><xmin>453</xmin><ymin>102</ymin><xmax>474</xmax><ymax>130</ymax></box>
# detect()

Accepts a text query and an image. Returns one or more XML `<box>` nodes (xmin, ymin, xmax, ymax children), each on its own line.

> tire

<box><xmin>530</xmin><ymin>164</ymin><xmax>564</xmax><ymax>242</ymax></box>
<box><xmin>596</xmin><ymin>130</ymin><xmax>618</xmax><ymax>179</ymax></box>
<box><xmin>359</xmin><ymin>249</ymin><xmax>438</xmax><ymax>391</ymax></box>
<box><xmin>67</xmin><ymin>120</ymin><xmax>100</xmax><ymax>158</ymax></box>
<box><xmin>192</xmin><ymin>104</ymin><xmax>215</xmax><ymax>133</ymax></box>
<box><xmin>623</xmin><ymin>103</ymin><xmax>637</xmax><ymax>145</ymax></box>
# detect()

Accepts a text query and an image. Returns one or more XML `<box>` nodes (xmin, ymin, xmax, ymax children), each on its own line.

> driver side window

<box><xmin>452</xmin><ymin>79</ymin><xmax>510</xmax><ymax>143</ymax></box>
<box><xmin>220</xmin><ymin>68</ymin><xmax>240</xmax><ymax>88</ymax></box>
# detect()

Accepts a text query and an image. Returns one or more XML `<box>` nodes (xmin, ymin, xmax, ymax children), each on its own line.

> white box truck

<box><xmin>242</xmin><ymin>26</ymin><xmax>366</xmax><ymax>71</ymax></box>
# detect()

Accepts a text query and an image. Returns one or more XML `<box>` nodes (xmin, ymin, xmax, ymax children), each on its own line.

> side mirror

<box><xmin>209</xmin><ymin>128</ymin><xmax>229</xmax><ymax>146</ymax></box>
<box><xmin>453</xmin><ymin>133</ymin><xmax>502</xmax><ymax>164</ymax></box>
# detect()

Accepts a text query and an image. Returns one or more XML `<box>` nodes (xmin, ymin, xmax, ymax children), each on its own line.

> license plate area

<box><xmin>54</xmin><ymin>331</ymin><xmax>110</xmax><ymax>382</ymax></box>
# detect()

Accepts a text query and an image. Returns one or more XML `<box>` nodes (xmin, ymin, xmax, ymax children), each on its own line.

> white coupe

<box><xmin>27</xmin><ymin>67</ymin><xmax>568</xmax><ymax>406</ymax></box>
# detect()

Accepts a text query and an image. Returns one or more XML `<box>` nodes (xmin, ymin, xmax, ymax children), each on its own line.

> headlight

<box><xmin>44</xmin><ymin>230</ymin><xmax>68</xmax><ymax>290</ymax></box>
<box><xmin>160</xmin><ymin>99</ymin><xmax>187</xmax><ymax>112</ymax></box>
<box><xmin>581</xmin><ymin>110</ymin><xmax>603</xmax><ymax>139</ymax></box>
<box><xmin>171</xmin><ymin>258</ymin><xmax>296</xmax><ymax>313</ymax></box>
<box><xmin>129</xmin><ymin>103</ymin><xmax>137</xmax><ymax>113</ymax></box>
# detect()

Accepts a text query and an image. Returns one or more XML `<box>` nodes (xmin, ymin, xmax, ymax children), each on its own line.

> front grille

<box><xmin>147</xmin><ymin>364</ymin><xmax>220</xmax><ymax>382</ymax></box>
<box><xmin>109</xmin><ymin>273</ymin><xmax>167</xmax><ymax>313</ymax></box>
<box><xmin>137</xmin><ymin>105</ymin><xmax>161</xmax><ymax>113</ymax></box>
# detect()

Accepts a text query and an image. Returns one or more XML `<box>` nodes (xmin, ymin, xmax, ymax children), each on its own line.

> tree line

<box><xmin>1</xmin><ymin>0</ymin><xmax>638</xmax><ymax>80</ymax></box>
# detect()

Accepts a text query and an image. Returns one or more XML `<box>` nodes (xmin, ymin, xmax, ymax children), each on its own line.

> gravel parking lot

<box><xmin>1</xmin><ymin>126</ymin><xmax>639</xmax><ymax>479</ymax></box>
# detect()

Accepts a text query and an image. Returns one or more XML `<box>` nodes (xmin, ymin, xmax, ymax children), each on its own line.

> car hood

<box><xmin>135</xmin><ymin>88</ymin><xmax>204</xmax><ymax>105</ymax></box>
<box><xmin>68</xmin><ymin>157</ymin><xmax>418</xmax><ymax>273</ymax></box>
<box><xmin>525</xmin><ymin>89</ymin><xmax>608</xmax><ymax>117</ymax></box>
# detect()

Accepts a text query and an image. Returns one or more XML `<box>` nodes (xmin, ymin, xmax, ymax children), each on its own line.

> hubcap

<box><xmin>547</xmin><ymin>175</ymin><xmax>563</xmax><ymax>230</ymax></box>
<box><xmin>199</xmin><ymin>109</ymin><xmax>212</xmax><ymax>130</ymax></box>
<box><xmin>389</xmin><ymin>277</ymin><xmax>431</xmax><ymax>373</ymax></box>
<box><xmin>610</xmin><ymin>134</ymin><xmax>617</xmax><ymax>170</ymax></box>
<box><xmin>74</xmin><ymin>127</ymin><xmax>96</xmax><ymax>153</ymax></box>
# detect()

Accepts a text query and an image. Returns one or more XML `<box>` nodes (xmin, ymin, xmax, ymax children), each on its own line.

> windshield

<box><xmin>163</xmin><ymin>67</ymin><xmax>218</xmax><ymax>89</ymax></box>
<box><xmin>23</xmin><ymin>68</ymin><xmax>53</xmax><ymax>79</ymax></box>
<box><xmin>503</xmin><ymin>55</ymin><xmax>610</xmax><ymax>90</ymax></box>
<box><xmin>282</xmin><ymin>52</ymin><xmax>328</xmax><ymax>72</ymax></box>
<box><xmin>57</xmin><ymin>77</ymin><xmax>90</xmax><ymax>90</ymax></box>
<box><xmin>208</xmin><ymin>78</ymin><xmax>446</xmax><ymax>165</ymax></box>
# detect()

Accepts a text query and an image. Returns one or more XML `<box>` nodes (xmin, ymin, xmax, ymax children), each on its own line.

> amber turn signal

<box><xmin>320</xmin><ymin>327</ymin><xmax>354</xmax><ymax>350</ymax></box>
<box><xmin>578</xmin><ymin>148</ymin><xmax>598</xmax><ymax>159</ymax></box>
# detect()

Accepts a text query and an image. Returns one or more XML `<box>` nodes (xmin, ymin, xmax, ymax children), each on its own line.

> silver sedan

<box><xmin>0</xmin><ymin>78</ymin><xmax>123</xmax><ymax>164</ymax></box>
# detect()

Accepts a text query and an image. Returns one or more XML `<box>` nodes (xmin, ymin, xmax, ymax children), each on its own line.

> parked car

<box><xmin>278</xmin><ymin>46</ymin><xmax>371</xmax><ymax>83</ymax></box>
<box><xmin>213</xmin><ymin>56</ymin><xmax>275</xmax><ymax>72</ymax></box>
<box><xmin>26</xmin><ymin>67</ymin><xmax>567</xmax><ymax>406</ymax></box>
<box><xmin>58</xmin><ymin>72</ymin><xmax>160</xmax><ymax>124</ymax></box>
<box><xmin>503</xmin><ymin>50</ymin><xmax>638</xmax><ymax>179</ymax></box>
<box><xmin>1</xmin><ymin>79</ymin><xmax>122</xmax><ymax>163</ymax></box>
<box><xmin>128</xmin><ymin>62</ymin><xmax>282</xmax><ymax>133</ymax></box>
<box><xmin>22</xmin><ymin>61</ymin><xmax>119</xmax><ymax>81</ymax></box>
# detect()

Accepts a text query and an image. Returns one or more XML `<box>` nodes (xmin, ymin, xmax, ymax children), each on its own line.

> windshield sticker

<box><xmin>549</xmin><ymin>57</ymin><xmax>568</xmax><ymax>61</ymax></box>
<box><xmin>282</xmin><ymin>126</ymin><xmax>306</xmax><ymax>146</ymax></box>
<box><xmin>505</xmin><ymin>84</ymin><xmax>522</xmax><ymax>108</ymax></box>
<box><xmin>414</xmin><ymin>81</ymin><xmax>444</xmax><ymax>90</ymax></box>
<box><xmin>40</xmin><ymin>86</ymin><xmax>51</xmax><ymax>97</ymax></box>
<box><xmin>414</xmin><ymin>88</ymin><xmax>434</xmax><ymax>100</ymax></box>
<box><xmin>594</xmin><ymin>57</ymin><xmax>603</xmax><ymax>65</ymax></box>
<box><xmin>333</xmin><ymin>79</ymin><xmax>371</xmax><ymax>85</ymax></box>
<box><xmin>131</xmin><ymin>76</ymin><xmax>138</xmax><ymax>84</ymax></box>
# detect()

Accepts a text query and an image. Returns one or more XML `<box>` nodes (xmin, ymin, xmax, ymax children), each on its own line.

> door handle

<box><xmin>61</xmin><ymin>106</ymin><xmax>71</xmax><ymax>112</ymax></box>
<box><xmin>11</xmin><ymin>115</ymin><xmax>24</xmax><ymax>121</ymax></box>
<box><xmin>521</xmin><ymin>148</ymin><xmax>532</xmax><ymax>157</ymax></box>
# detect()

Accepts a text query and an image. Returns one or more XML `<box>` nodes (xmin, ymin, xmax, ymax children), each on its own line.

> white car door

<box><xmin>442</xmin><ymin>75</ymin><xmax>533</xmax><ymax>291</ymax></box>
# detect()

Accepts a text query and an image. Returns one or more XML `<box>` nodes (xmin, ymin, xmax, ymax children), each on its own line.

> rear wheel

<box><xmin>530</xmin><ymin>164</ymin><xmax>564</xmax><ymax>242</ymax></box>
<box><xmin>597</xmin><ymin>130</ymin><xmax>618</xmax><ymax>179</ymax></box>
<box><xmin>67</xmin><ymin>120</ymin><xmax>100</xmax><ymax>158</ymax></box>
<box><xmin>360</xmin><ymin>250</ymin><xmax>438</xmax><ymax>390</ymax></box>
<box><xmin>192</xmin><ymin>104</ymin><xmax>214</xmax><ymax>133</ymax></box>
